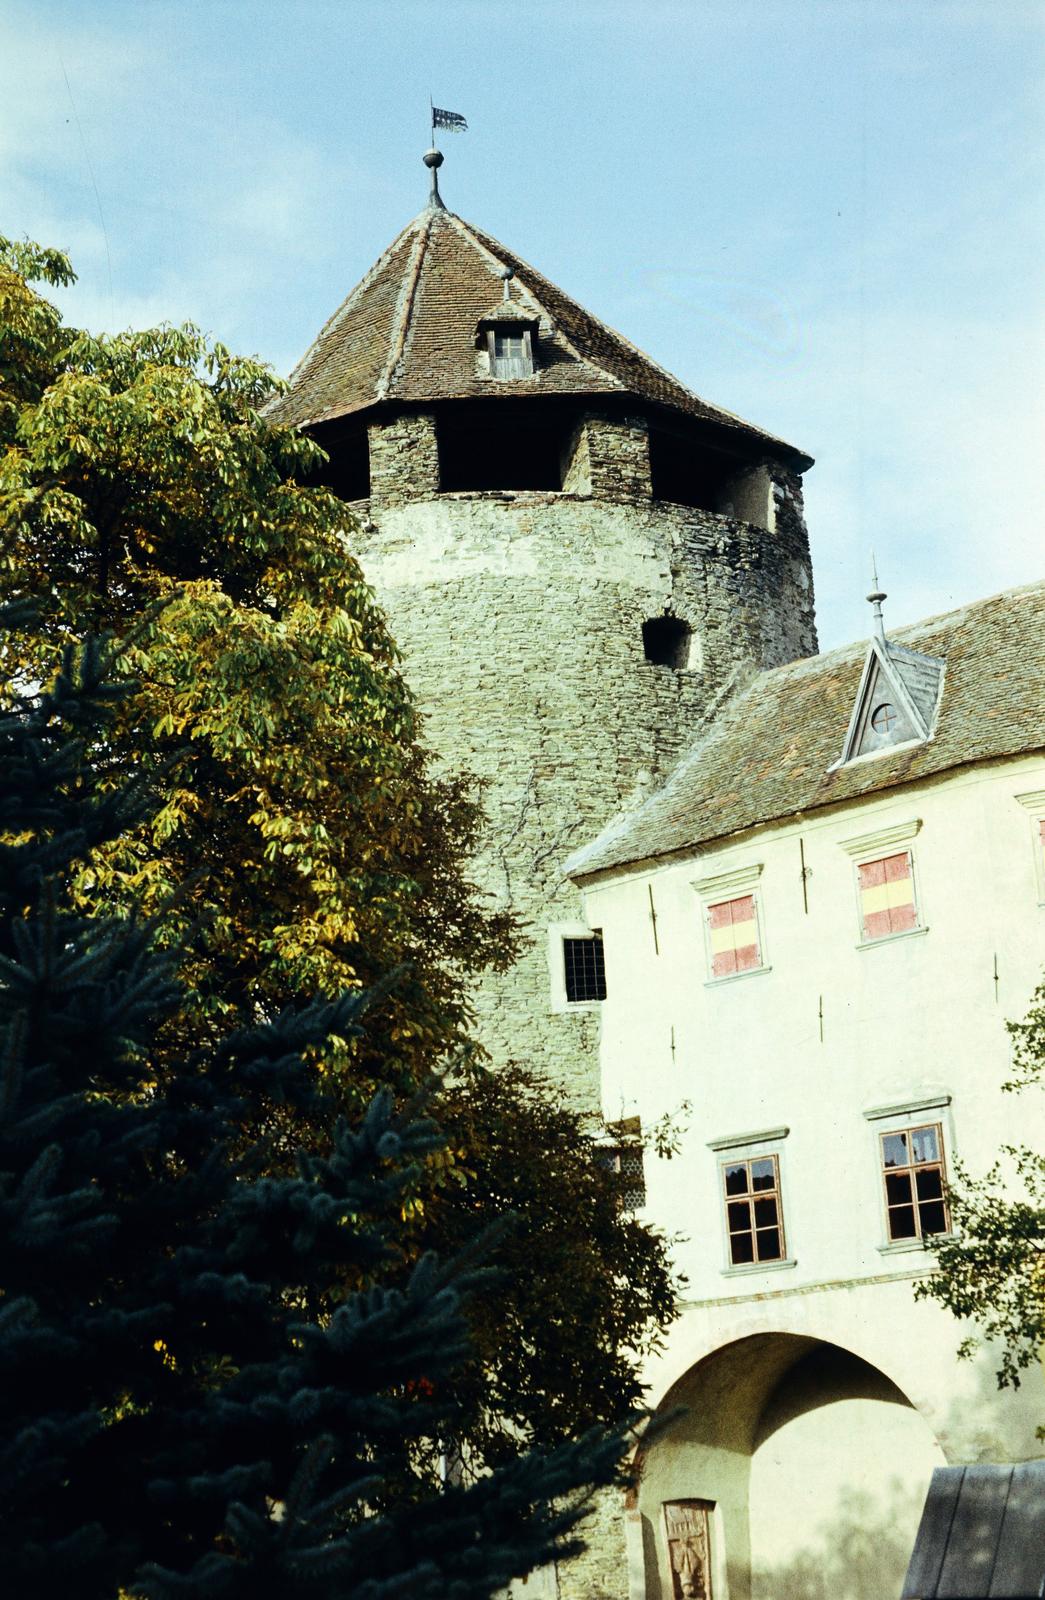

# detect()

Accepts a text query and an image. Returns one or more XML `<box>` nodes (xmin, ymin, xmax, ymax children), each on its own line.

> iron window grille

<box><xmin>722</xmin><ymin>1154</ymin><xmax>785</xmax><ymax>1265</ymax></box>
<box><xmin>597</xmin><ymin>1144</ymin><xmax>646</xmax><ymax>1209</ymax></box>
<box><xmin>563</xmin><ymin>932</ymin><xmax>606</xmax><ymax>1003</ymax></box>
<box><xmin>880</xmin><ymin>1122</ymin><xmax>950</xmax><ymax>1241</ymax></box>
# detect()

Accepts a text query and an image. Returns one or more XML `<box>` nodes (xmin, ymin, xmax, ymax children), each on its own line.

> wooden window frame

<box><xmin>855</xmin><ymin>847</ymin><xmax>921</xmax><ymax>943</ymax></box>
<box><xmin>486</xmin><ymin>325</ymin><xmax>535</xmax><ymax>379</ymax></box>
<box><xmin>720</xmin><ymin>1152</ymin><xmax>786</xmax><ymax>1266</ymax></box>
<box><xmin>879</xmin><ymin>1121</ymin><xmax>951</xmax><ymax>1243</ymax></box>
<box><xmin>704</xmin><ymin>891</ymin><xmax>764</xmax><ymax>980</ymax></box>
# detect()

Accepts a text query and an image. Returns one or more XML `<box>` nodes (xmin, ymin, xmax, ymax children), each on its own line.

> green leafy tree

<box><xmin>424</xmin><ymin>1063</ymin><xmax>680</xmax><ymax>1464</ymax></box>
<box><xmin>0</xmin><ymin>611</ymin><xmax>636</xmax><ymax>1598</ymax></box>
<box><xmin>918</xmin><ymin>980</ymin><xmax>1045</xmax><ymax>1399</ymax></box>
<box><xmin>0</xmin><ymin>236</ymin><xmax>680</xmax><ymax>1475</ymax></box>
<box><xmin>0</xmin><ymin>234</ymin><xmax>511</xmax><ymax>1097</ymax></box>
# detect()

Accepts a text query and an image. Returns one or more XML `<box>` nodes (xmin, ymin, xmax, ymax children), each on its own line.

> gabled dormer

<box><xmin>837</xmin><ymin>588</ymin><xmax>945</xmax><ymax>766</ymax></box>
<box><xmin>475</xmin><ymin>269</ymin><xmax>541</xmax><ymax>378</ymax></box>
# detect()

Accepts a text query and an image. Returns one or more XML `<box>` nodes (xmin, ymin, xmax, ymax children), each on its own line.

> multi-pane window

<box><xmin>722</xmin><ymin>1155</ymin><xmax>785</xmax><ymax>1265</ymax></box>
<box><xmin>563</xmin><ymin>931</ymin><xmax>606</xmax><ymax>1003</ymax></box>
<box><xmin>489</xmin><ymin>329</ymin><xmax>534</xmax><ymax>378</ymax></box>
<box><xmin>858</xmin><ymin>851</ymin><xmax>918</xmax><ymax>940</ymax></box>
<box><xmin>880</xmin><ymin>1123</ymin><xmax>950</xmax><ymax>1241</ymax></box>
<box><xmin>707</xmin><ymin>894</ymin><xmax>761</xmax><ymax>978</ymax></box>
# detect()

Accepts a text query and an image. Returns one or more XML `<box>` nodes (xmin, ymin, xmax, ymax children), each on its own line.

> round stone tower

<box><xmin>269</xmin><ymin>159</ymin><xmax>817</xmax><ymax>1107</ymax></box>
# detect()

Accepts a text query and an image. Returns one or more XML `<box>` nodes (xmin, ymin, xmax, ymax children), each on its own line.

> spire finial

<box><xmin>422</xmin><ymin>146</ymin><xmax>445</xmax><ymax>210</ymax></box>
<box><xmin>867</xmin><ymin>551</ymin><xmax>887</xmax><ymax>645</ymax></box>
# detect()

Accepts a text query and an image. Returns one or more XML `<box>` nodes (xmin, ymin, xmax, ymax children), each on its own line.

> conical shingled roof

<box><xmin>268</xmin><ymin>206</ymin><xmax>812</xmax><ymax>469</ymax></box>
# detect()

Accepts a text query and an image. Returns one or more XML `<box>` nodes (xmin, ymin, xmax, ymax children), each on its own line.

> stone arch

<box><xmin>630</xmin><ymin>1332</ymin><xmax>947</xmax><ymax>1600</ymax></box>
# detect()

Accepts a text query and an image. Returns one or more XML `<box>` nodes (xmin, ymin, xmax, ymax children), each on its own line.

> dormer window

<box><xmin>489</xmin><ymin>326</ymin><xmax>534</xmax><ymax>379</ymax></box>
<box><xmin>835</xmin><ymin>588</ymin><xmax>945</xmax><ymax>769</ymax></box>
<box><xmin>476</xmin><ymin>271</ymin><xmax>540</xmax><ymax>381</ymax></box>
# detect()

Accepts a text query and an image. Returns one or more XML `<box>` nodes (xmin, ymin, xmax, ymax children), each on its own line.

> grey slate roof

<box><xmin>901</xmin><ymin>1462</ymin><xmax>1045</xmax><ymax>1598</ymax></box>
<box><xmin>266</xmin><ymin>206</ymin><xmax>812</xmax><ymax>468</ymax></box>
<box><xmin>566</xmin><ymin>581</ymin><xmax>1045</xmax><ymax>881</ymax></box>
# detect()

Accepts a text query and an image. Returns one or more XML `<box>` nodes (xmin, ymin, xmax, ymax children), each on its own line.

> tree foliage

<box><xmin>0</xmin><ymin>612</ymin><xmax>635</xmax><ymax>1598</ymax></box>
<box><xmin>424</xmin><ymin>1064</ymin><xmax>680</xmax><ymax>1464</ymax></box>
<box><xmin>918</xmin><ymin>980</ymin><xmax>1045</xmax><ymax>1396</ymax></box>
<box><xmin>0</xmin><ymin>236</ymin><xmax>680</xmax><ymax>1475</ymax></box>
<box><xmin>0</xmin><ymin>233</ymin><xmax>511</xmax><ymax>1098</ymax></box>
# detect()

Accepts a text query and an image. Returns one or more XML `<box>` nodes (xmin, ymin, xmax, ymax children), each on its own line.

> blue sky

<box><xmin>3</xmin><ymin>0</ymin><xmax>1042</xmax><ymax>647</ymax></box>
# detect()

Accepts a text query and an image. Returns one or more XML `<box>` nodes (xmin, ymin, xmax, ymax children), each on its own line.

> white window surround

<box><xmin>547</xmin><ymin>920</ymin><xmax>604</xmax><ymax>1014</ymax></box>
<box><xmin>708</xmin><ymin>1125</ymin><xmax>796</xmax><ymax>1276</ymax></box>
<box><xmin>1016</xmin><ymin>789</ymin><xmax>1045</xmax><ymax>905</ymax></box>
<box><xmin>692</xmin><ymin>862</ymin><xmax>770</xmax><ymax>985</ymax></box>
<box><xmin>863</xmin><ymin>1093</ymin><xmax>955</xmax><ymax>1255</ymax></box>
<box><xmin>839</xmin><ymin>821</ymin><xmax>927</xmax><ymax>949</ymax></box>
<box><xmin>838</xmin><ymin>818</ymin><xmax>923</xmax><ymax>858</ymax></box>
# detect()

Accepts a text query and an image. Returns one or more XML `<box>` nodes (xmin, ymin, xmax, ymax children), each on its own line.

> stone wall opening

<box><xmin>308</xmin><ymin>419</ymin><xmax>371</xmax><ymax>501</ymax></box>
<box><xmin>649</xmin><ymin>425</ymin><xmax>749</xmax><ymax>516</ymax></box>
<box><xmin>643</xmin><ymin>616</ymin><xmax>692</xmax><ymax>669</ymax></box>
<box><xmin>437</xmin><ymin>405</ymin><xmax>570</xmax><ymax>492</ymax></box>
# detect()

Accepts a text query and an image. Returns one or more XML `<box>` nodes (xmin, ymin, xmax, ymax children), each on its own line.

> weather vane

<box><xmin>424</xmin><ymin>102</ymin><xmax>468</xmax><ymax>209</ymax></box>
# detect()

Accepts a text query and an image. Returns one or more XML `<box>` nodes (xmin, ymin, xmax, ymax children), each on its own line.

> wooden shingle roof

<box><xmin>266</xmin><ymin>206</ymin><xmax>812</xmax><ymax>467</ymax></box>
<box><xmin>567</xmin><ymin>581</ymin><xmax>1045</xmax><ymax>880</ymax></box>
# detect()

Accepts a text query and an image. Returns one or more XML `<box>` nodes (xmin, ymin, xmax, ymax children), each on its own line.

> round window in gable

<box><xmin>871</xmin><ymin>703</ymin><xmax>898</xmax><ymax>734</ymax></box>
<box><xmin>642</xmin><ymin>615</ymin><xmax>692</xmax><ymax>669</ymax></box>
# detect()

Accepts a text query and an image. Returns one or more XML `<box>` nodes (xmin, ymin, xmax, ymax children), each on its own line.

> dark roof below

<box><xmin>266</xmin><ymin>206</ymin><xmax>812</xmax><ymax>468</ymax></box>
<box><xmin>902</xmin><ymin>1462</ymin><xmax>1045</xmax><ymax>1599</ymax></box>
<box><xmin>567</xmin><ymin>582</ymin><xmax>1045</xmax><ymax>879</ymax></box>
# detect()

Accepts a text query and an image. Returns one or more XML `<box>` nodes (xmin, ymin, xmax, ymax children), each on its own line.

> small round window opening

<box><xmin>643</xmin><ymin>615</ymin><xmax>692</xmax><ymax>669</ymax></box>
<box><xmin>870</xmin><ymin>702</ymin><xmax>898</xmax><ymax>735</ymax></box>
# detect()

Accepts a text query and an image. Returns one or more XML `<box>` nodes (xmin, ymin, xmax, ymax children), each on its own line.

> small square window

<box><xmin>721</xmin><ymin>1154</ymin><xmax>785</xmax><ymax>1265</ymax></box>
<box><xmin>596</xmin><ymin>1143</ymin><xmax>646</xmax><ymax>1209</ymax></box>
<box><xmin>857</xmin><ymin>850</ymin><xmax>919</xmax><ymax>941</ymax></box>
<box><xmin>880</xmin><ymin>1122</ymin><xmax>950</xmax><ymax>1242</ymax></box>
<box><xmin>707</xmin><ymin>894</ymin><xmax>762</xmax><ymax>978</ymax></box>
<box><xmin>563</xmin><ymin>931</ymin><xmax>606</xmax><ymax>1003</ymax></box>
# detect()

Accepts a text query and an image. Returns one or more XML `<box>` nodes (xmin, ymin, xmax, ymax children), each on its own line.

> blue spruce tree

<box><xmin>0</xmin><ymin>613</ymin><xmax>632</xmax><ymax>1598</ymax></box>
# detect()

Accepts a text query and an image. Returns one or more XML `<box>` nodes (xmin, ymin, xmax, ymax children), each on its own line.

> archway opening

<box><xmin>635</xmin><ymin>1334</ymin><xmax>945</xmax><ymax>1600</ymax></box>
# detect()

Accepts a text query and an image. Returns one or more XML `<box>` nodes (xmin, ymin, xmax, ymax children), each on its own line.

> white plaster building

<box><xmin>566</xmin><ymin>581</ymin><xmax>1045</xmax><ymax>1600</ymax></box>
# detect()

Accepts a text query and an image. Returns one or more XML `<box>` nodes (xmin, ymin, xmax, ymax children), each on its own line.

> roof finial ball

<box><xmin>499</xmin><ymin>264</ymin><xmax>515</xmax><ymax>301</ymax></box>
<box><xmin>423</xmin><ymin>146</ymin><xmax>445</xmax><ymax>211</ymax></box>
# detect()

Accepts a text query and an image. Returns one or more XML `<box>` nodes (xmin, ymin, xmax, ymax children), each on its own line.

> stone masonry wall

<box><xmin>349</xmin><ymin>439</ymin><xmax>815</xmax><ymax>1112</ymax></box>
<box><xmin>368</xmin><ymin>411</ymin><xmax>440</xmax><ymax>506</ymax></box>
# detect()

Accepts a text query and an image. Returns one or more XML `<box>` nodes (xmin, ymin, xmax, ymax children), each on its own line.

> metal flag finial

<box><xmin>425</xmin><ymin>103</ymin><xmax>467</xmax><ymax>208</ymax></box>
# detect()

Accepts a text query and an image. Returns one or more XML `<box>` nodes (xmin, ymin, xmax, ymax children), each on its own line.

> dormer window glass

<box><xmin>488</xmin><ymin>326</ymin><xmax>534</xmax><ymax>379</ymax></box>
<box><xmin>870</xmin><ymin>702</ymin><xmax>898</xmax><ymax>735</ymax></box>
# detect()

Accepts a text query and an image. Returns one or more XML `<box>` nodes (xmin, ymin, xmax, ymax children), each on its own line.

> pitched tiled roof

<box><xmin>567</xmin><ymin>582</ymin><xmax>1045</xmax><ymax>880</ymax></box>
<box><xmin>266</xmin><ymin>206</ymin><xmax>812</xmax><ymax>467</ymax></box>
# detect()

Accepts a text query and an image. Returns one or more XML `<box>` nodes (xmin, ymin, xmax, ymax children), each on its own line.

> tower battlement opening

<box><xmin>437</xmin><ymin>404</ymin><xmax>573</xmax><ymax>493</ymax></box>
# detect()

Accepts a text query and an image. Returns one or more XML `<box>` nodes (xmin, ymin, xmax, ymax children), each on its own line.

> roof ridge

<box><xmin>466</xmin><ymin>219</ymin><xmax>798</xmax><ymax>450</ymax></box>
<box><xmin>379</xmin><ymin>211</ymin><xmax>434</xmax><ymax>399</ymax></box>
<box><xmin>283</xmin><ymin>213</ymin><xmax>424</xmax><ymax>395</ymax></box>
<box><xmin>445</xmin><ymin>213</ymin><xmax>626</xmax><ymax>385</ymax></box>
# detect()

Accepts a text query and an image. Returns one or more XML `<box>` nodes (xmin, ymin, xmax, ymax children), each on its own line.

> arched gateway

<box><xmin>629</xmin><ymin>1333</ymin><xmax>946</xmax><ymax>1600</ymax></box>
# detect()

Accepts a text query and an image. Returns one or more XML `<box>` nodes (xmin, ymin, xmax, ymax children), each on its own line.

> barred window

<box><xmin>563</xmin><ymin>931</ymin><xmax>606</xmax><ymax>1003</ymax></box>
<box><xmin>881</xmin><ymin>1123</ymin><xmax>950</xmax><ymax>1241</ymax></box>
<box><xmin>597</xmin><ymin>1144</ymin><xmax>646</xmax><ymax>1209</ymax></box>
<box><xmin>722</xmin><ymin>1154</ymin><xmax>785</xmax><ymax>1265</ymax></box>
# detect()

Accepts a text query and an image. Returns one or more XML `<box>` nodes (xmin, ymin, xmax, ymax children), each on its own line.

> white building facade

<box><xmin>567</xmin><ymin>583</ymin><xmax>1045</xmax><ymax>1600</ymax></box>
